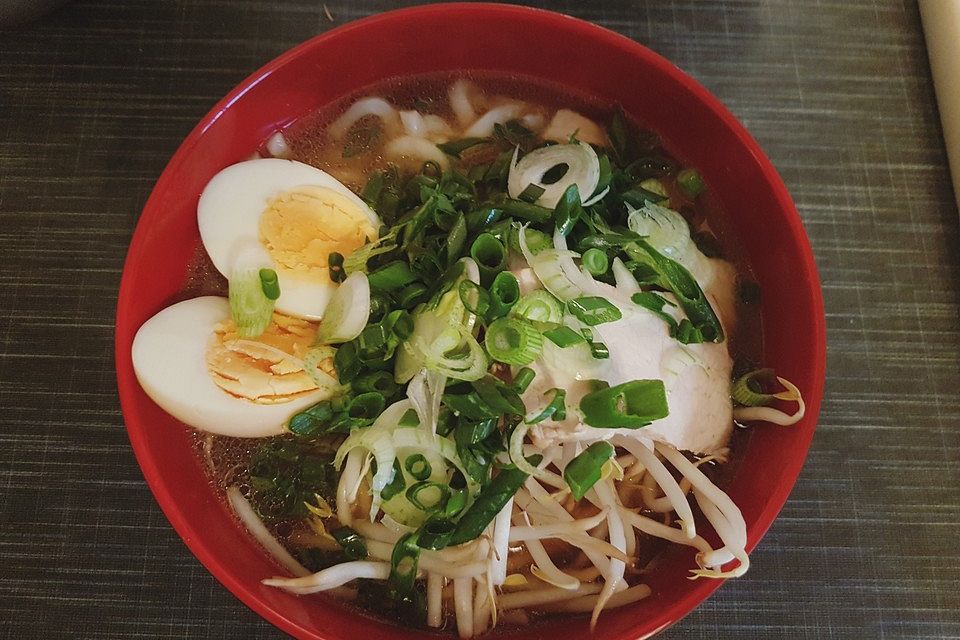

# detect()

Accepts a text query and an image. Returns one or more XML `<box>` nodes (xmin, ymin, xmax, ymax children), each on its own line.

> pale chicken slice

<box><xmin>542</xmin><ymin>109</ymin><xmax>608</xmax><ymax>147</ymax></box>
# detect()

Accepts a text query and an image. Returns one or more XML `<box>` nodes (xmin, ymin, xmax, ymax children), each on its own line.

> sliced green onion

<box><xmin>229</xmin><ymin>265</ymin><xmax>275</xmax><ymax>339</ymax></box>
<box><xmin>518</xmin><ymin>183</ymin><xmax>546</xmax><ymax>204</ymax></box>
<box><xmin>500</xmin><ymin>198</ymin><xmax>553</xmax><ymax>223</ymax></box>
<box><xmin>443</xmin><ymin>489</ymin><xmax>467</xmax><ymax>518</ymax></box>
<box><xmin>417</xmin><ymin>517</ymin><xmax>456</xmax><ymax>550</ymax></box>
<box><xmin>567</xmin><ymin>296</ymin><xmax>623</xmax><ymax>326</ymax></box>
<box><xmin>343</xmin><ymin>229</ymin><xmax>398</xmax><ymax>275</ymax></box>
<box><xmin>563</xmin><ymin>441</ymin><xmax>615</xmax><ymax>501</ymax></box>
<box><xmin>489</xmin><ymin>271</ymin><xmax>520</xmax><ymax>319</ymax></box>
<box><xmin>677</xmin><ymin>168</ymin><xmax>706</xmax><ymax>198</ymax></box>
<box><xmin>453</xmin><ymin>417</ymin><xmax>498</xmax><ymax>447</ymax></box>
<box><xmin>624</xmin><ymin>238</ymin><xmax>723</xmax><ymax>342</ymax></box>
<box><xmin>507</xmin><ymin>225</ymin><xmax>551</xmax><ymax>256</ymax></box>
<box><xmin>331</xmin><ymin>526</ymin><xmax>368</xmax><ymax>560</ymax></box>
<box><xmin>458</xmin><ymin>280</ymin><xmax>491</xmax><ymax>318</ymax></box>
<box><xmin>287</xmin><ymin>401</ymin><xmax>334</xmax><ymax>436</ymax></box>
<box><xmin>404</xmin><ymin>454</ymin><xmax>433</xmax><ymax>481</ymax></box>
<box><xmin>368</xmin><ymin>260</ymin><xmax>418</xmax><ymax>292</ymax></box>
<box><xmin>397</xmin><ymin>282</ymin><xmax>428</xmax><ymax>309</ymax></box>
<box><xmin>470</xmin><ymin>233</ymin><xmax>506</xmax><ymax>286</ymax></box>
<box><xmin>333</xmin><ymin>340</ymin><xmax>360</xmax><ymax>383</ymax></box>
<box><xmin>511</xmin><ymin>367</ymin><xmax>536</xmax><ymax>393</ymax></box>
<box><xmin>511</xmin><ymin>289</ymin><xmax>563</xmax><ymax>324</ymax></box>
<box><xmin>437</xmin><ymin>137</ymin><xmax>486</xmax><ymax>157</ymax></box>
<box><xmin>525</xmin><ymin>388</ymin><xmax>566</xmax><ymax>424</ymax></box>
<box><xmin>368</xmin><ymin>293</ymin><xmax>391</xmax><ymax>322</ymax></box>
<box><xmin>388</xmin><ymin>533</ymin><xmax>421</xmax><ymax>612</ymax></box>
<box><xmin>484</xmin><ymin>317</ymin><xmax>543</xmax><ymax>366</ymax></box>
<box><xmin>444</xmin><ymin>390</ymin><xmax>497</xmax><ymax>420</ymax></box>
<box><xmin>348</xmin><ymin>392</ymin><xmax>386</xmax><ymax>422</ymax></box>
<box><xmin>589</xmin><ymin>341</ymin><xmax>609</xmax><ymax>359</ymax></box>
<box><xmin>354</xmin><ymin>370</ymin><xmax>396</xmax><ymax>396</ymax></box>
<box><xmin>581</xmin><ymin>248</ymin><xmax>609</xmax><ymax>276</ymax></box>
<box><xmin>472</xmin><ymin>375</ymin><xmax>526</xmax><ymax>415</ymax></box>
<box><xmin>465</xmin><ymin>207</ymin><xmax>502</xmax><ymax>231</ymax></box>
<box><xmin>385</xmin><ymin>309</ymin><xmax>414</xmax><ymax>340</ymax></box>
<box><xmin>579</xmin><ymin>379</ymin><xmax>669</xmax><ymax>429</ymax></box>
<box><xmin>380</xmin><ymin>459</ymin><xmax>406</xmax><ymax>502</ymax></box>
<box><xmin>258</xmin><ymin>268</ymin><xmax>281</xmax><ymax>300</ymax></box>
<box><xmin>446</xmin><ymin>213</ymin><xmax>468</xmax><ymax>265</ymax></box>
<box><xmin>732</xmin><ymin>368</ymin><xmax>779</xmax><ymax>407</ymax></box>
<box><xmin>554</xmin><ymin>183</ymin><xmax>582</xmax><ymax>236</ymax></box>
<box><xmin>406</xmin><ymin>481</ymin><xmax>450</xmax><ymax>512</ymax></box>
<box><xmin>448</xmin><ymin>458</ymin><xmax>538</xmax><ymax>547</ymax></box>
<box><xmin>543</xmin><ymin>326</ymin><xmax>585</xmax><ymax>348</ymax></box>
<box><xmin>621</xmin><ymin>187</ymin><xmax>669</xmax><ymax>208</ymax></box>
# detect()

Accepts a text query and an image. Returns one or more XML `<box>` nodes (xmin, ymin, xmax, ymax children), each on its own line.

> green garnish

<box><xmin>258</xmin><ymin>268</ymin><xmax>281</xmax><ymax>300</ymax></box>
<box><xmin>331</xmin><ymin>526</ymin><xmax>368</xmax><ymax>560</ymax></box>
<box><xmin>512</xmin><ymin>289</ymin><xmax>563</xmax><ymax>324</ymax></box>
<box><xmin>447</xmin><ymin>457</ymin><xmax>539</xmax><ymax>547</ymax></box>
<box><xmin>579</xmin><ymin>379</ymin><xmax>669</xmax><ymax>429</ymax></box>
<box><xmin>406</xmin><ymin>481</ymin><xmax>451</xmax><ymax>512</ymax></box>
<box><xmin>581</xmin><ymin>248</ymin><xmax>609</xmax><ymax>275</ymax></box>
<box><xmin>564</xmin><ymin>441</ymin><xmax>615</xmax><ymax>500</ymax></box>
<box><xmin>511</xmin><ymin>367</ymin><xmax>536</xmax><ymax>393</ymax></box>
<box><xmin>404</xmin><ymin>453</ymin><xmax>432</xmax><ymax>481</ymax></box>
<box><xmin>567</xmin><ymin>296</ymin><xmax>623</xmax><ymax>326</ymax></box>
<box><xmin>732</xmin><ymin>368</ymin><xmax>779</xmax><ymax>407</ymax></box>
<box><xmin>484</xmin><ymin>317</ymin><xmax>544</xmax><ymax>366</ymax></box>
<box><xmin>543</xmin><ymin>326</ymin><xmax>586</xmax><ymax>348</ymax></box>
<box><xmin>488</xmin><ymin>271</ymin><xmax>521</xmax><ymax>320</ymax></box>
<box><xmin>554</xmin><ymin>184</ymin><xmax>582</xmax><ymax>236</ymax></box>
<box><xmin>677</xmin><ymin>168</ymin><xmax>706</xmax><ymax>198</ymax></box>
<box><xmin>525</xmin><ymin>388</ymin><xmax>566</xmax><ymax>424</ymax></box>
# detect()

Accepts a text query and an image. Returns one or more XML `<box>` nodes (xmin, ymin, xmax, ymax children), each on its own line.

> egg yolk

<box><xmin>258</xmin><ymin>185</ymin><xmax>377</xmax><ymax>280</ymax></box>
<box><xmin>206</xmin><ymin>313</ymin><xmax>337</xmax><ymax>404</ymax></box>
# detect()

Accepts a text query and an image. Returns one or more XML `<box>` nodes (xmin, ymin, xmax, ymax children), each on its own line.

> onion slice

<box><xmin>316</xmin><ymin>271</ymin><xmax>370</xmax><ymax>344</ymax></box>
<box><xmin>507</xmin><ymin>142</ymin><xmax>601</xmax><ymax>209</ymax></box>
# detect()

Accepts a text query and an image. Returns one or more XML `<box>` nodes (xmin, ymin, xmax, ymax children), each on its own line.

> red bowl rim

<box><xmin>115</xmin><ymin>4</ymin><xmax>826</xmax><ymax>639</ymax></box>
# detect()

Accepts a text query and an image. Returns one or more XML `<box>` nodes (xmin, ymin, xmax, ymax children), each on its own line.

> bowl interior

<box><xmin>115</xmin><ymin>5</ymin><xmax>825</xmax><ymax>640</ymax></box>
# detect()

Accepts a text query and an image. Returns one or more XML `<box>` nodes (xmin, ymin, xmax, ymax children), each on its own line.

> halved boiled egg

<box><xmin>131</xmin><ymin>296</ymin><xmax>338</xmax><ymax>437</ymax></box>
<box><xmin>198</xmin><ymin>158</ymin><xmax>380</xmax><ymax>321</ymax></box>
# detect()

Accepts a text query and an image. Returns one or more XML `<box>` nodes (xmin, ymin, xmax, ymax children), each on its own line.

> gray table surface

<box><xmin>2</xmin><ymin>0</ymin><xmax>959</xmax><ymax>638</ymax></box>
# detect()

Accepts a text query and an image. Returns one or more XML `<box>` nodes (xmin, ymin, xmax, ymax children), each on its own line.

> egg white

<box><xmin>197</xmin><ymin>158</ymin><xmax>380</xmax><ymax>321</ymax></box>
<box><xmin>131</xmin><ymin>296</ymin><xmax>332</xmax><ymax>438</ymax></box>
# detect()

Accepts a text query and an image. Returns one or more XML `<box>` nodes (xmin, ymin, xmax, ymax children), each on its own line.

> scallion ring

<box><xmin>582</xmin><ymin>248</ymin><xmax>609</xmax><ymax>276</ymax></box>
<box><xmin>404</xmin><ymin>454</ymin><xmax>433</xmax><ymax>482</ymax></box>
<box><xmin>258</xmin><ymin>268</ymin><xmax>281</xmax><ymax>300</ymax></box>
<box><xmin>511</xmin><ymin>367</ymin><xmax>536</xmax><ymax>393</ymax></box>
<box><xmin>406</xmin><ymin>481</ymin><xmax>450</xmax><ymax>512</ymax></box>
<box><xmin>484</xmin><ymin>317</ymin><xmax>544</xmax><ymax>366</ymax></box>
<box><xmin>731</xmin><ymin>368</ymin><xmax>780</xmax><ymax>407</ymax></box>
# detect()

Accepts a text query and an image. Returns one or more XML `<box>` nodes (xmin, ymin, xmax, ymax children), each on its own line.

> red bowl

<box><xmin>115</xmin><ymin>4</ymin><xmax>825</xmax><ymax>639</ymax></box>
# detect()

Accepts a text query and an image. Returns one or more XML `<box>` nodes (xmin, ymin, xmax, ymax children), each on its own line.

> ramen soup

<box><xmin>131</xmin><ymin>73</ymin><xmax>805</xmax><ymax>637</ymax></box>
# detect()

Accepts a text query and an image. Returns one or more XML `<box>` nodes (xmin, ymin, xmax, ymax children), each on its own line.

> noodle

<box><xmin>427</xmin><ymin>572</ymin><xmax>445</xmax><ymax>628</ymax></box>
